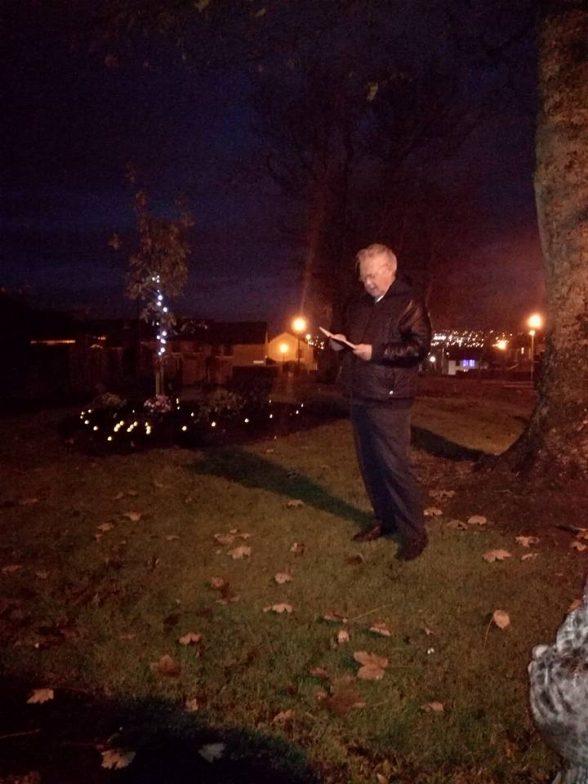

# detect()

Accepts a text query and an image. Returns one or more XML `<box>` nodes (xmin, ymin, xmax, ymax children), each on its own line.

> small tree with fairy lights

<box><xmin>124</xmin><ymin>175</ymin><xmax>191</xmax><ymax>397</ymax></box>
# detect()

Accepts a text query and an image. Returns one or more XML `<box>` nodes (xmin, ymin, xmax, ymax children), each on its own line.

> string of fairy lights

<box><xmin>75</xmin><ymin>399</ymin><xmax>304</xmax><ymax>449</ymax></box>
<box><xmin>153</xmin><ymin>274</ymin><xmax>169</xmax><ymax>358</ymax></box>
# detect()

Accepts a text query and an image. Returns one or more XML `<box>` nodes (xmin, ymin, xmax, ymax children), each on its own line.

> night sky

<box><xmin>2</xmin><ymin>1</ymin><xmax>545</xmax><ymax>333</ymax></box>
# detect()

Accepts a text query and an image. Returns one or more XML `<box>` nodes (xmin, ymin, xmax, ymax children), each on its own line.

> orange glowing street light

<box><xmin>291</xmin><ymin>316</ymin><xmax>308</xmax><ymax>370</ymax></box>
<box><xmin>527</xmin><ymin>313</ymin><xmax>543</xmax><ymax>384</ymax></box>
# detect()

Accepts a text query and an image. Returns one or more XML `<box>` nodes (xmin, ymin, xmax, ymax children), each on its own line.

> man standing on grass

<box><xmin>329</xmin><ymin>243</ymin><xmax>432</xmax><ymax>561</ymax></box>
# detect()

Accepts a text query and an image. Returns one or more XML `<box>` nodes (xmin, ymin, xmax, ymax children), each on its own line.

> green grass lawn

<box><xmin>0</xmin><ymin>398</ymin><xmax>584</xmax><ymax>783</ymax></box>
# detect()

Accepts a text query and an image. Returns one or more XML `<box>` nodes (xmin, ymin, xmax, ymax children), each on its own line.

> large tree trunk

<box><xmin>505</xmin><ymin>0</ymin><xmax>588</xmax><ymax>478</ymax></box>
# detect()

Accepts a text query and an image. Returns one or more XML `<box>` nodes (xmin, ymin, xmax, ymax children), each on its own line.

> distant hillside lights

<box><xmin>431</xmin><ymin>330</ymin><xmax>512</xmax><ymax>349</ymax></box>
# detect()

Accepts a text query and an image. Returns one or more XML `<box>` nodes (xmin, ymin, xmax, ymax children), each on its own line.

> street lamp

<box><xmin>527</xmin><ymin>313</ymin><xmax>543</xmax><ymax>384</ymax></box>
<box><xmin>291</xmin><ymin>316</ymin><xmax>308</xmax><ymax>371</ymax></box>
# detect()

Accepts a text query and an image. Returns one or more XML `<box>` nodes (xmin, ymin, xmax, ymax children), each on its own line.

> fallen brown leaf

<box><xmin>101</xmin><ymin>749</ymin><xmax>136</xmax><ymax>769</ymax></box>
<box><xmin>209</xmin><ymin>577</ymin><xmax>227</xmax><ymax>590</ymax></box>
<box><xmin>346</xmin><ymin>553</ymin><xmax>366</xmax><ymax>565</ymax></box>
<box><xmin>309</xmin><ymin>666</ymin><xmax>329</xmax><ymax>680</ymax></box>
<box><xmin>336</xmin><ymin>628</ymin><xmax>350</xmax><ymax>644</ymax></box>
<box><xmin>286</xmin><ymin>499</ymin><xmax>304</xmax><ymax>508</ymax></box>
<box><xmin>214</xmin><ymin>533</ymin><xmax>236</xmax><ymax>545</ymax></box>
<box><xmin>2</xmin><ymin>564</ymin><xmax>23</xmax><ymax>574</ymax></box>
<box><xmin>421</xmin><ymin>701</ymin><xmax>445</xmax><ymax>714</ymax></box>
<box><xmin>228</xmin><ymin>545</ymin><xmax>251</xmax><ymax>559</ymax></box>
<box><xmin>178</xmin><ymin>632</ymin><xmax>203</xmax><ymax>646</ymax></box>
<box><xmin>322</xmin><ymin>611</ymin><xmax>349</xmax><ymax>624</ymax></box>
<box><xmin>18</xmin><ymin>497</ymin><xmax>39</xmax><ymax>506</ymax></box>
<box><xmin>263</xmin><ymin>603</ymin><xmax>294</xmax><ymax>614</ymax></box>
<box><xmin>468</xmin><ymin>515</ymin><xmax>488</xmax><ymax>526</ymax></box>
<box><xmin>150</xmin><ymin>654</ymin><xmax>181</xmax><ymax>677</ymax></box>
<box><xmin>515</xmin><ymin>535</ymin><xmax>539</xmax><ymax>548</ymax></box>
<box><xmin>274</xmin><ymin>572</ymin><xmax>292</xmax><ymax>584</ymax></box>
<box><xmin>445</xmin><ymin>519</ymin><xmax>468</xmax><ymax>530</ymax></box>
<box><xmin>482</xmin><ymin>549</ymin><xmax>512</xmax><ymax>563</ymax></box>
<box><xmin>289</xmin><ymin>542</ymin><xmax>305</xmax><ymax>555</ymax></box>
<box><xmin>492</xmin><ymin>609</ymin><xmax>511</xmax><ymax>630</ymax></box>
<box><xmin>96</xmin><ymin>522</ymin><xmax>114</xmax><ymax>533</ymax></box>
<box><xmin>319</xmin><ymin>676</ymin><xmax>366</xmax><ymax>715</ymax></box>
<box><xmin>571</xmin><ymin>540</ymin><xmax>588</xmax><ymax>552</ymax></box>
<box><xmin>184</xmin><ymin>697</ymin><xmax>200</xmax><ymax>712</ymax></box>
<box><xmin>27</xmin><ymin>688</ymin><xmax>54</xmax><ymax>704</ymax></box>
<box><xmin>122</xmin><ymin>511</ymin><xmax>142</xmax><ymax>522</ymax></box>
<box><xmin>521</xmin><ymin>552</ymin><xmax>539</xmax><ymax>561</ymax></box>
<box><xmin>198</xmin><ymin>742</ymin><xmax>225</xmax><ymax>762</ymax></box>
<box><xmin>424</xmin><ymin>507</ymin><xmax>443</xmax><ymax>518</ymax></box>
<box><xmin>369</xmin><ymin>621</ymin><xmax>392</xmax><ymax>637</ymax></box>
<box><xmin>272</xmin><ymin>709</ymin><xmax>294</xmax><ymax>725</ymax></box>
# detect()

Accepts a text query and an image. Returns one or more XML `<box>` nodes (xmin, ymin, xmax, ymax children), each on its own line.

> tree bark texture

<box><xmin>508</xmin><ymin>0</ymin><xmax>588</xmax><ymax>477</ymax></box>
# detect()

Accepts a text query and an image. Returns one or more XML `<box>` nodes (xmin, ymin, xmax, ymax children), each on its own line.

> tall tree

<box><xmin>504</xmin><ymin>0</ymin><xmax>588</xmax><ymax>477</ymax></box>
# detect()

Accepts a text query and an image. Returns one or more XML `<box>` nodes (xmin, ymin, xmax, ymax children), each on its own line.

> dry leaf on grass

<box><xmin>369</xmin><ymin>621</ymin><xmax>392</xmax><ymax>637</ymax></box>
<box><xmin>290</xmin><ymin>542</ymin><xmax>305</xmax><ymax>555</ymax></box>
<box><xmin>198</xmin><ymin>742</ymin><xmax>225</xmax><ymax>763</ymax></box>
<box><xmin>322</xmin><ymin>611</ymin><xmax>349</xmax><ymax>624</ymax></box>
<box><xmin>336</xmin><ymin>628</ymin><xmax>350</xmax><ymax>644</ymax></box>
<box><xmin>346</xmin><ymin>553</ymin><xmax>366</xmax><ymax>565</ymax></box>
<box><xmin>286</xmin><ymin>499</ymin><xmax>304</xmax><ymax>508</ymax></box>
<box><xmin>515</xmin><ymin>535</ymin><xmax>539</xmax><ymax>548</ymax></box>
<box><xmin>421</xmin><ymin>702</ymin><xmax>445</xmax><ymax>714</ymax></box>
<box><xmin>263</xmin><ymin>603</ymin><xmax>294</xmax><ymax>614</ymax></box>
<box><xmin>184</xmin><ymin>697</ymin><xmax>200</xmax><ymax>712</ymax></box>
<box><xmin>521</xmin><ymin>552</ymin><xmax>539</xmax><ymax>561</ymax></box>
<box><xmin>209</xmin><ymin>577</ymin><xmax>227</xmax><ymax>590</ymax></box>
<box><xmin>568</xmin><ymin>598</ymin><xmax>583</xmax><ymax>613</ymax></box>
<box><xmin>274</xmin><ymin>572</ymin><xmax>292</xmax><ymax>584</ymax></box>
<box><xmin>111</xmin><ymin>491</ymin><xmax>125</xmax><ymax>501</ymax></box>
<box><xmin>2</xmin><ymin>564</ymin><xmax>23</xmax><ymax>574</ymax></box>
<box><xmin>178</xmin><ymin>632</ymin><xmax>203</xmax><ymax>646</ymax></box>
<box><xmin>492</xmin><ymin>610</ymin><xmax>511</xmax><ymax>630</ymax></box>
<box><xmin>318</xmin><ymin>676</ymin><xmax>366</xmax><ymax>715</ymax></box>
<box><xmin>214</xmin><ymin>533</ymin><xmax>236</xmax><ymax>545</ymax></box>
<box><xmin>468</xmin><ymin>515</ymin><xmax>488</xmax><ymax>526</ymax></box>
<box><xmin>35</xmin><ymin>570</ymin><xmax>49</xmax><ymax>579</ymax></box>
<box><xmin>309</xmin><ymin>666</ymin><xmax>329</xmax><ymax>680</ymax></box>
<box><xmin>571</xmin><ymin>540</ymin><xmax>588</xmax><ymax>552</ymax></box>
<box><xmin>429</xmin><ymin>489</ymin><xmax>456</xmax><ymax>501</ymax></box>
<box><xmin>101</xmin><ymin>749</ymin><xmax>136</xmax><ymax>769</ymax></box>
<box><xmin>354</xmin><ymin>650</ymin><xmax>389</xmax><ymax>680</ymax></box>
<box><xmin>272</xmin><ymin>709</ymin><xmax>294</xmax><ymax>725</ymax></box>
<box><xmin>27</xmin><ymin>688</ymin><xmax>54</xmax><ymax>704</ymax></box>
<box><xmin>482</xmin><ymin>549</ymin><xmax>512</xmax><ymax>563</ymax></box>
<box><xmin>228</xmin><ymin>545</ymin><xmax>251</xmax><ymax>559</ymax></box>
<box><xmin>150</xmin><ymin>654</ymin><xmax>181</xmax><ymax>677</ymax></box>
<box><xmin>445</xmin><ymin>519</ymin><xmax>468</xmax><ymax>530</ymax></box>
<box><xmin>96</xmin><ymin>522</ymin><xmax>114</xmax><ymax>533</ymax></box>
<box><xmin>165</xmin><ymin>534</ymin><xmax>180</xmax><ymax>541</ymax></box>
<box><xmin>424</xmin><ymin>507</ymin><xmax>443</xmax><ymax>518</ymax></box>
<box><xmin>122</xmin><ymin>511</ymin><xmax>142</xmax><ymax>522</ymax></box>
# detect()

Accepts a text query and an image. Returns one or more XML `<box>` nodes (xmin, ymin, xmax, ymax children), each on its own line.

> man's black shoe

<box><xmin>353</xmin><ymin>523</ymin><xmax>385</xmax><ymax>542</ymax></box>
<box><xmin>396</xmin><ymin>538</ymin><xmax>427</xmax><ymax>561</ymax></box>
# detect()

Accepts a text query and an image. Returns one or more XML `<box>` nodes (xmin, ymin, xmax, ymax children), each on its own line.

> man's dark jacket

<box><xmin>339</xmin><ymin>276</ymin><xmax>431</xmax><ymax>404</ymax></box>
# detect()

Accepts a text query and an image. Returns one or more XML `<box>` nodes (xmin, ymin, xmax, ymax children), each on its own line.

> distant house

<box><xmin>267</xmin><ymin>331</ymin><xmax>316</xmax><ymax>370</ymax></box>
<box><xmin>142</xmin><ymin>319</ymin><xmax>270</xmax><ymax>387</ymax></box>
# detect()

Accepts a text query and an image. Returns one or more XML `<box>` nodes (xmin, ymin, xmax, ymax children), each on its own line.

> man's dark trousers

<box><xmin>351</xmin><ymin>403</ymin><xmax>426</xmax><ymax>544</ymax></box>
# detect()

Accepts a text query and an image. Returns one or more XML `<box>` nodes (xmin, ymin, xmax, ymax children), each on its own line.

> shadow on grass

<box><xmin>0</xmin><ymin>675</ymin><xmax>320</xmax><ymax>784</ymax></box>
<box><xmin>411</xmin><ymin>426</ymin><xmax>484</xmax><ymax>462</ymax></box>
<box><xmin>190</xmin><ymin>447</ymin><xmax>371</xmax><ymax>528</ymax></box>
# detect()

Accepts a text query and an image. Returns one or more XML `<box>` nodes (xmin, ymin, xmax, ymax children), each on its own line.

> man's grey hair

<box><xmin>355</xmin><ymin>243</ymin><xmax>397</xmax><ymax>272</ymax></box>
